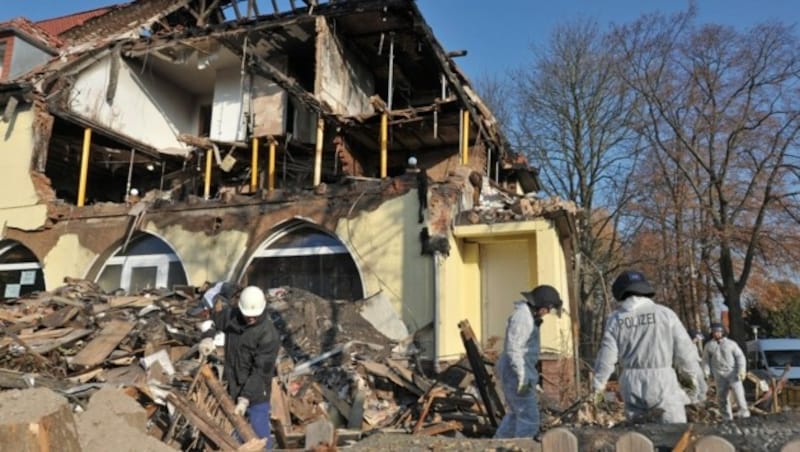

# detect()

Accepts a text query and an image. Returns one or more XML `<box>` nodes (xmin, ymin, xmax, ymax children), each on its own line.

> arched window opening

<box><xmin>0</xmin><ymin>241</ymin><xmax>45</xmax><ymax>300</ymax></box>
<box><xmin>96</xmin><ymin>234</ymin><xmax>188</xmax><ymax>293</ymax></box>
<box><xmin>243</xmin><ymin>223</ymin><xmax>364</xmax><ymax>301</ymax></box>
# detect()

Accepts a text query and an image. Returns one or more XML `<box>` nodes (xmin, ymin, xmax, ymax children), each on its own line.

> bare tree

<box><xmin>610</xmin><ymin>10</ymin><xmax>800</xmax><ymax>346</ymax></box>
<box><xmin>509</xmin><ymin>19</ymin><xmax>643</xmax><ymax>357</ymax></box>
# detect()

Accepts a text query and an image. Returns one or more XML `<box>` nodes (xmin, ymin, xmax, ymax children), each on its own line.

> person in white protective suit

<box><xmin>494</xmin><ymin>285</ymin><xmax>563</xmax><ymax>439</ymax></box>
<box><xmin>593</xmin><ymin>271</ymin><xmax>706</xmax><ymax>423</ymax></box>
<box><xmin>702</xmin><ymin>323</ymin><xmax>750</xmax><ymax>420</ymax></box>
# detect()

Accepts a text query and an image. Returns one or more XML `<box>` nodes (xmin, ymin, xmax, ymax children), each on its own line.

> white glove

<box><xmin>234</xmin><ymin>397</ymin><xmax>249</xmax><ymax>416</ymax></box>
<box><xmin>198</xmin><ymin>337</ymin><xmax>215</xmax><ymax>357</ymax></box>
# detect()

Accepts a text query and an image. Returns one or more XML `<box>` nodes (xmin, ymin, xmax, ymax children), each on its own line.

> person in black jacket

<box><xmin>199</xmin><ymin>285</ymin><xmax>279</xmax><ymax>447</ymax></box>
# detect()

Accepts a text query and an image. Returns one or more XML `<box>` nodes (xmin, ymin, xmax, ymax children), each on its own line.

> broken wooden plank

<box><xmin>314</xmin><ymin>382</ymin><xmax>351</xmax><ymax>423</ymax></box>
<box><xmin>41</xmin><ymin>306</ymin><xmax>79</xmax><ymax>328</ymax></box>
<box><xmin>199</xmin><ymin>365</ymin><xmax>257</xmax><ymax>442</ymax></box>
<box><xmin>417</xmin><ymin>420</ymin><xmax>462</xmax><ymax>436</ymax></box>
<box><xmin>348</xmin><ymin>389</ymin><xmax>366</xmax><ymax>430</ymax></box>
<box><xmin>31</xmin><ymin>328</ymin><xmax>92</xmax><ymax>354</ymax></box>
<box><xmin>44</xmin><ymin>295</ymin><xmax>87</xmax><ymax>309</ymax></box>
<box><xmin>360</xmin><ymin>360</ymin><xmax>423</xmax><ymax>396</ymax></box>
<box><xmin>0</xmin><ymin>327</ymin><xmax>74</xmax><ymax>348</ymax></box>
<box><xmin>166</xmin><ymin>392</ymin><xmax>240</xmax><ymax>450</ymax></box>
<box><xmin>70</xmin><ymin>319</ymin><xmax>135</xmax><ymax>368</ymax></box>
<box><xmin>458</xmin><ymin>319</ymin><xmax>505</xmax><ymax>426</ymax></box>
<box><xmin>0</xmin><ymin>368</ymin><xmax>69</xmax><ymax>391</ymax></box>
<box><xmin>672</xmin><ymin>425</ymin><xmax>693</xmax><ymax>452</ymax></box>
<box><xmin>386</xmin><ymin>358</ymin><xmax>432</xmax><ymax>392</ymax></box>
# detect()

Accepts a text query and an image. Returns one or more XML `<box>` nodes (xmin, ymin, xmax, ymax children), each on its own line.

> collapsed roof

<box><xmin>3</xmin><ymin>0</ymin><xmax>521</xmax><ymax>206</ymax></box>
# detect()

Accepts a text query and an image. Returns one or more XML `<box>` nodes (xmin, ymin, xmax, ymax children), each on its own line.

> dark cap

<box><xmin>611</xmin><ymin>271</ymin><xmax>655</xmax><ymax>301</ymax></box>
<box><xmin>521</xmin><ymin>285</ymin><xmax>563</xmax><ymax>311</ymax></box>
<box><xmin>710</xmin><ymin>322</ymin><xmax>726</xmax><ymax>334</ymax></box>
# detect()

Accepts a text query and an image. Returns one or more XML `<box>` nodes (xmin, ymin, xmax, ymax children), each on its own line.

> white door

<box><xmin>480</xmin><ymin>240</ymin><xmax>530</xmax><ymax>351</ymax></box>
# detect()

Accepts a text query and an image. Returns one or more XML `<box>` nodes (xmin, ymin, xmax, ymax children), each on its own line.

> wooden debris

<box><xmin>458</xmin><ymin>319</ymin><xmax>505</xmax><ymax>426</ymax></box>
<box><xmin>166</xmin><ymin>392</ymin><xmax>240</xmax><ymax>450</ymax></box>
<box><xmin>70</xmin><ymin>319</ymin><xmax>135</xmax><ymax>368</ymax></box>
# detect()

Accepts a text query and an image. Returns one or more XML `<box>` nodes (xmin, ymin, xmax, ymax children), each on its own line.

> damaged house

<box><xmin>0</xmin><ymin>0</ymin><xmax>579</xmax><ymax>400</ymax></box>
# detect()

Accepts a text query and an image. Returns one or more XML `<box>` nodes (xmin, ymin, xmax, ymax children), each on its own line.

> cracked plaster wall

<box><xmin>335</xmin><ymin>190</ymin><xmax>434</xmax><ymax>345</ymax></box>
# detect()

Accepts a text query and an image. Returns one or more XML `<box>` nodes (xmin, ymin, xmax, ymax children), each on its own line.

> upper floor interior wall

<box><xmin>68</xmin><ymin>55</ymin><xmax>198</xmax><ymax>152</ymax></box>
<box><xmin>315</xmin><ymin>17</ymin><xmax>374</xmax><ymax>117</ymax></box>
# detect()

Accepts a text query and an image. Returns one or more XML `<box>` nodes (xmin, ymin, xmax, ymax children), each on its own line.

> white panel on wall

<box><xmin>210</xmin><ymin>67</ymin><xmax>247</xmax><ymax>142</ymax></box>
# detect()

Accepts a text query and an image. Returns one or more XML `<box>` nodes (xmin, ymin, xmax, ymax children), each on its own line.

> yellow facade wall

<box><xmin>0</xmin><ymin>107</ymin><xmax>47</xmax><ymax>231</ymax></box>
<box><xmin>436</xmin><ymin>237</ymin><xmax>481</xmax><ymax>361</ymax></box>
<box><xmin>441</xmin><ymin>219</ymin><xmax>574</xmax><ymax>360</ymax></box>
<box><xmin>42</xmin><ymin>234</ymin><xmax>97</xmax><ymax>290</ymax></box>
<box><xmin>334</xmin><ymin>191</ymin><xmax>434</xmax><ymax>344</ymax></box>
<box><xmin>142</xmin><ymin>222</ymin><xmax>250</xmax><ymax>285</ymax></box>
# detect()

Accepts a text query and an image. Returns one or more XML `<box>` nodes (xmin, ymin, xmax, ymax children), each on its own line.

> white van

<box><xmin>745</xmin><ymin>338</ymin><xmax>800</xmax><ymax>384</ymax></box>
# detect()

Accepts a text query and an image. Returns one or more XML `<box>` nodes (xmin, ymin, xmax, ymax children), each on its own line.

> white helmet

<box><xmin>238</xmin><ymin>286</ymin><xmax>266</xmax><ymax>317</ymax></box>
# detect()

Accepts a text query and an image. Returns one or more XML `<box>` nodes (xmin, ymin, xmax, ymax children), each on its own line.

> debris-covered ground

<box><xmin>1</xmin><ymin>279</ymin><xmax>799</xmax><ymax>451</ymax></box>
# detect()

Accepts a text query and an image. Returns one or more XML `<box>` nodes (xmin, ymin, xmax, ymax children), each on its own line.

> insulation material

<box><xmin>251</xmin><ymin>70</ymin><xmax>288</xmax><ymax>137</ymax></box>
<box><xmin>314</xmin><ymin>17</ymin><xmax>374</xmax><ymax>117</ymax></box>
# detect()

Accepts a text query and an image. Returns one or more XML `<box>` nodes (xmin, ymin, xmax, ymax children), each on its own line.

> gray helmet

<box><xmin>709</xmin><ymin>322</ymin><xmax>726</xmax><ymax>335</ymax></box>
<box><xmin>611</xmin><ymin>270</ymin><xmax>655</xmax><ymax>301</ymax></box>
<box><xmin>521</xmin><ymin>285</ymin><xmax>563</xmax><ymax>312</ymax></box>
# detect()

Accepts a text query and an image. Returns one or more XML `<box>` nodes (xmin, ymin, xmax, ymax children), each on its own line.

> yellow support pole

<box><xmin>314</xmin><ymin>117</ymin><xmax>324</xmax><ymax>186</ymax></box>
<box><xmin>380</xmin><ymin>112</ymin><xmax>388</xmax><ymax>178</ymax></box>
<box><xmin>77</xmin><ymin>127</ymin><xmax>92</xmax><ymax>207</ymax></box>
<box><xmin>204</xmin><ymin>149</ymin><xmax>212</xmax><ymax>199</ymax></box>
<box><xmin>268</xmin><ymin>138</ymin><xmax>276</xmax><ymax>191</ymax></box>
<box><xmin>250</xmin><ymin>137</ymin><xmax>259</xmax><ymax>193</ymax></box>
<box><xmin>461</xmin><ymin>110</ymin><xmax>470</xmax><ymax>165</ymax></box>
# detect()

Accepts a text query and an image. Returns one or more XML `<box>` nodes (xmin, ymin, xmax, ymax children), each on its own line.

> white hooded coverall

<box><xmin>703</xmin><ymin>337</ymin><xmax>750</xmax><ymax>419</ymax></box>
<box><xmin>593</xmin><ymin>296</ymin><xmax>706</xmax><ymax>423</ymax></box>
<box><xmin>494</xmin><ymin>300</ymin><xmax>541</xmax><ymax>438</ymax></box>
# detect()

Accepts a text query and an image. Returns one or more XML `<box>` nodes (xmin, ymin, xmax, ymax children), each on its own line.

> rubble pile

<box><xmin>0</xmin><ymin>280</ymin><xmax>500</xmax><ymax>449</ymax></box>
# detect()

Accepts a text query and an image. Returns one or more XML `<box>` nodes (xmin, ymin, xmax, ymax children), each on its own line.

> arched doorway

<box><xmin>242</xmin><ymin>221</ymin><xmax>364</xmax><ymax>300</ymax></box>
<box><xmin>0</xmin><ymin>240</ymin><xmax>45</xmax><ymax>300</ymax></box>
<box><xmin>96</xmin><ymin>233</ymin><xmax>188</xmax><ymax>293</ymax></box>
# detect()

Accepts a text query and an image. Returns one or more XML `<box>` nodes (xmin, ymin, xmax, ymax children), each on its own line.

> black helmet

<box><xmin>611</xmin><ymin>270</ymin><xmax>655</xmax><ymax>301</ymax></box>
<box><xmin>709</xmin><ymin>322</ymin><xmax>726</xmax><ymax>335</ymax></box>
<box><xmin>521</xmin><ymin>285</ymin><xmax>563</xmax><ymax>311</ymax></box>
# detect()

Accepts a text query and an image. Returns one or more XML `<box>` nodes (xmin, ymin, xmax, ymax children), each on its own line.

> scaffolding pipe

<box><xmin>250</xmin><ymin>137</ymin><xmax>259</xmax><ymax>193</ymax></box>
<box><xmin>387</xmin><ymin>33</ymin><xmax>395</xmax><ymax>111</ymax></box>
<box><xmin>313</xmin><ymin>117</ymin><xmax>324</xmax><ymax>186</ymax></box>
<box><xmin>268</xmin><ymin>138</ymin><xmax>276</xmax><ymax>191</ymax></box>
<box><xmin>461</xmin><ymin>110</ymin><xmax>470</xmax><ymax>165</ymax></box>
<box><xmin>125</xmin><ymin>148</ymin><xmax>135</xmax><ymax>203</ymax></box>
<box><xmin>77</xmin><ymin>128</ymin><xmax>92</xmax><ymax>207</ymax></box>
<box><xmin>380</xmin><ymin>112</ymin><xmax>388</xmax><ymax>178</ymax></box>
<box><xmin>204</xmin><ymin>149</ymin><xmax>212</xmax><ymax>199</ymax></box>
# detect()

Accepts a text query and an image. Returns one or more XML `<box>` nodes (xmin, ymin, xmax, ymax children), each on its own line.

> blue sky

<box><xmin>2</xmin><ymin>0</ymin><xmax>797</xmax><ymax>81</ymax></box>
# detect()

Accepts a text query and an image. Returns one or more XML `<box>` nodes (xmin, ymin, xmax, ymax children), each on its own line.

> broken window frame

<box><xmin>242</xmin><ymin>221</ymin><xmax>365</xmax><ymax>301</ymax></box>
<box><xmin>0</xmin><ymin>241</ymin><xmax>46</xmax><ymax>300</ymax></box>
